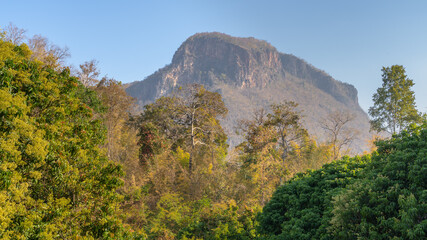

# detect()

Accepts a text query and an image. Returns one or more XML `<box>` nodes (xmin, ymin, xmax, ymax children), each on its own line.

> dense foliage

<box><xmin>258</xmin><ymin>124</ymin><xmax>427</xmax><ymax>239</ymax></box>
<box><xmin>330</xmin><ymin>124</ymin><xmax>427</xmax><ymax>239</ymax></box>
<box><xmin>258</xmin><ymin>155</ymin><xmax>370</xmax><ymax>239</ymax></box>
<box><xmin>0</xmin><ymin>38</ymin><xmax>134</xmax><ymax>239</ymax></box>
<box><xmin>369</xmin><ymin>65</ymin><xmax>422</xmax><ymax>134</ymax></box>
<box><xmin>122</xmin><ymin>85</ymin><xmax>256</xmax><ymax>239</ymax></box>
<box><xmin>2</xmin><ymin>25</ymin><xmax>426</xmax><ymax>240</ymax></box>
<box><xmin>237</xmin><ymin>104</ymin><xmax>333</xmax><ymax>206</ymax></box>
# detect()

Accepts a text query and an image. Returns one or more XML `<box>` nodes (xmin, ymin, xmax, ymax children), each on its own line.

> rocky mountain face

<box><xmin>126</xmin><ymin>32</ymin><xmax>371</xmax><ymax>152</ymax></box>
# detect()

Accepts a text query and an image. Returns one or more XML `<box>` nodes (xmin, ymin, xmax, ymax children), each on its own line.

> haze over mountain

<box><xmin>126</xmin><ymin>32</ymin><xmax>371</xmax><ymax>152</ymax></box>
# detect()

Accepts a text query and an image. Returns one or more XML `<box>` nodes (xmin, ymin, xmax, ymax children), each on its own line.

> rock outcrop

<box><xmin>126</xmin><ymin>32</ymin><xmax>371</xmax><ymax>152</ymax></box>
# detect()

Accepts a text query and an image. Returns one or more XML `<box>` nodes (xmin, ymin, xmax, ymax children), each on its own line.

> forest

<box><xmin>1</xmin><ymin>25</ymin><xmax>426</xmax><ymax>239</ymax></box>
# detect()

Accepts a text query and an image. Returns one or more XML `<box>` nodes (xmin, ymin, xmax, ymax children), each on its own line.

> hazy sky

<box><xmin>1</xmin><ymin>0</ymin><xmax>426</xmax><ymax>113</ymax></box>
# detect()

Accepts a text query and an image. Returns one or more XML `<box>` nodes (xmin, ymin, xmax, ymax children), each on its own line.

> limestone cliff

<box><xmin>126</xmin><ymin>32</ymin><xmax>371</xmax><ymax>152</ymax></box>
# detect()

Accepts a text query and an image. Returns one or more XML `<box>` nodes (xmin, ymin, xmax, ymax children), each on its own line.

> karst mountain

<box><xmin>126</xmin><ymin>32</ymin><xmax>371</xmax><ymax>152</ymax></box>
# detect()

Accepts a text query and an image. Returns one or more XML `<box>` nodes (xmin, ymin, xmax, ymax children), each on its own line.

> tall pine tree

<box><xmin>369</xmin><ymin>65</ymin><xmax>422</xmax><ymax>134</ymax></box>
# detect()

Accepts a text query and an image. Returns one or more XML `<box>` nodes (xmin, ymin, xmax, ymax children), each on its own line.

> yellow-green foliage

<box><xmin>175</xmin><ymin>146</ymin><xmax>190</xmax><ymax>168</ymax></box>
<box><xmin>0</xmin><ymin>39</ymin><xmax>135</xmax><ymax>239</ymax></box>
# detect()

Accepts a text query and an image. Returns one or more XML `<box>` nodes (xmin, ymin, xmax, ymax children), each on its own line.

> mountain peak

<box><xmin>184</xmin><ymin>32</ymin><xmax>276</xmax><ymax>52</ymax></box>
<box><xmin>126</xmin><ymin>32</ymin><xmax>370</xmax><ymax>151</ymax></box>
<box><xmin>171</xmin><ymin>32</ymin><xmax>282</xmax><ymax>89</ymax></box>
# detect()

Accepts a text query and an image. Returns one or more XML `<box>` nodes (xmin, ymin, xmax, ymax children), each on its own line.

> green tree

<box><xmin>125</xmin><ymin>85</ymin><xmax>264</xmax><ymax>238</ymax></box>
<box><xmin>257</xmin><ymin>155</ymin><xmax>370</xmax><ymax>240</ymax></box>
<box><xmin>266</xmin><ymin>101</ymin><xmax>308</xmax><ymax>181</ymax></box>
<box><xmin>237</xmin><ymin>102</ymin><xmax>309</xmax><ymax>205</ymax></box>
<box><xmin>129</xmin><ymin>84</ymin><xmax>229</xmax><ymax>215</ymax></box>
<box><xmin>237</xmin><ymin>108</ymin><xmax>282</xmax><ymax>205</ymax></box>
<box><xmin>330</xmin><ymin>124</ymin><xmax>427</xmax><ymax>239</ymax></box>
<box><xmin>135</xmin><ymin>84</ymin><xmax>228</xmax><ymax>174</ymax></box>
<box><xmin>95</xmin><ymin>77</ymin><xmax>135</xmax><ymax>162</ymax></box>
<box><xmin>258</xmin><ymin>123</ymin><xmax>427</xmax><ymax>240</ymax></box>
<box><xmin>369</xmin><ymin>65</ymin><xmax>422</xmax><ymax>134</ymax></box>
<box><xmin>0</xmin><ymin>37</ymin><xmax>134</xmax><ymax>239</ymax></box>
<box><xmin>173</xmin><ymin>85</ymin><xmax>228</xmax><ymax>173</ymax></box>
<box><xmin>178</xmin><ymin>199</ymin><xmax>260</xmax><ymax>240</ymax></box>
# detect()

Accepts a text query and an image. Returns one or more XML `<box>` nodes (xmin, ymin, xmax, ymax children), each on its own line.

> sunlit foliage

<box><xmin>0</xmin><ymin>36</ymin><xmax>134</xmax><ymax>239</ymax></box>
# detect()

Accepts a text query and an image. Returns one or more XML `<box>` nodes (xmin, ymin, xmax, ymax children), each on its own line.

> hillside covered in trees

<box><xmin>1</xmin><ymin>26</ymin><xmax>426</xmax><ymax>239</ymax></box>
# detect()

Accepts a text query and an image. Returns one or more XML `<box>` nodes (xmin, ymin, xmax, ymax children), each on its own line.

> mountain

<box><xmin>126</xmin><ymin>32</ymin><xmax>371</xmax><ymax>152</ymax></box>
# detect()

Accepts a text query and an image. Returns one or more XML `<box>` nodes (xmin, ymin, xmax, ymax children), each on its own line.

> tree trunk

<box><xmin>189</xmin><ymin>112</ymin><xmax>195</xmax><ymax>173</ymax></box>
<box><xmin>280</xmin><ymin>133</ymin><xmax>288</xmax><ymax>185</ymax></box>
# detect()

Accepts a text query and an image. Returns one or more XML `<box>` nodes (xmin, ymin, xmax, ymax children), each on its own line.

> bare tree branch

<box><xmin>321</xmin><ymin>110</ymin><xmax>359</xmax><ymax>160</ymax></box>
<box><xmin>4</xmin><ymin>22</ymin><xmax>27</xmax><ymax>45</ymax></box>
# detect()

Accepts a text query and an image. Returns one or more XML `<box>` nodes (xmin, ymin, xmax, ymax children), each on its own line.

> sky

<box><xmin>1</xmin><ymin>0</ymin><xmax>426</xmax><ymax>113</ymax></box>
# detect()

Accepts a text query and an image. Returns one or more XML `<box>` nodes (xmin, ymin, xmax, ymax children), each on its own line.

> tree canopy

<box><xmin>258</xmin><ymin>123</ymin><xmax>427</xmax><ymax>239</ymax></box>
<box><xmin>134</xmin><ymin>84</ymin><xmax>228</xmax><ymax>173</ymax></box>
<box><xmin>369</xmin><ymin>65</ymin><xmax>422</xmax><ymax>134</ymax></box>
<box><xmin>0</xmin><ymin>36</ymin><xmax>134</xmax><ymax>239</ymax></box>
<box><xmin>3</xmin><ymin>25</ymin><xmax>426</xmax><ymax>240</ymax></box>
<box><xmin>329</xmin><ymin>124</ymin><xmax>427</xmax><ymax>239</ymax></box>
<box><xmin>258</xmin><ymin>155</ymin><xmax>370</xmax><ymax>239</ymax></box>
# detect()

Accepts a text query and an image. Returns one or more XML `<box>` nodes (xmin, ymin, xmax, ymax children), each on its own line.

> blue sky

<box><xmin>1</xmin><ymin>0</ymin><xmax>426</xmax><ymax>113</ymax></box>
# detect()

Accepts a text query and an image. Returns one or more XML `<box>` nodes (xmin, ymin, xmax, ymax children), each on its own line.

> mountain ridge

<box><xmin>126</xmin><ymin>32</ymin><xmax>370</xmax><ymax>152</ymax></box>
